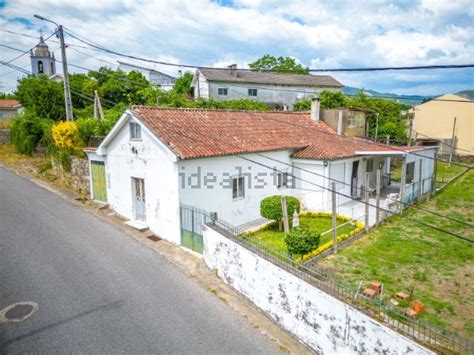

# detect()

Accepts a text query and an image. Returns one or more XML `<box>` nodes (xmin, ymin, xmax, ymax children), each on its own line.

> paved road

<box><xmin>0</xmin><ymin>167</ymin><xmax>278</xmax><ymax>354</ymax></box>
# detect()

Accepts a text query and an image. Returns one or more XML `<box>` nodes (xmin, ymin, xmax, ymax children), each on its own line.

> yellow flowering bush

<box><xmin>52</xmin><ymin>121</ymin><xmax>80</xmax><ymax>150</ymax></box>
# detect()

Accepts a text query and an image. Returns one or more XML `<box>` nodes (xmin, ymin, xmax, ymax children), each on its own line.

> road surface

<box><xmin>0</xmin><ymin>167</ymin><xmax>279</xmax><ymax>354</ymax></box>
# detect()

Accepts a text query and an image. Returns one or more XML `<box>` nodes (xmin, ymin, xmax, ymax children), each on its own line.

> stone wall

<box><xmin>0</xmin><ymin>129</ymin><xmax>10</xmax><ymax>144</ymax></box>
<box><xmin>203</xmin><ymin>225</ymin><xmax>433</xmax><ymax>355</ymax></box>
<box><xmin>53</xmin><ymin>156</ymin><xmax>90</xmax><ymax>195</ymax></box>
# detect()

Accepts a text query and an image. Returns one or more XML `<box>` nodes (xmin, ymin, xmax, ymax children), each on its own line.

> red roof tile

<box><xmin>0</xmin><ymin>99</ymin><xmax>21</xmax><ymax>109</ymax></box>
<box><xmin>131</xmin><ymin>107</ymin><xmax>431</xmax><ymax>160</ymax></box>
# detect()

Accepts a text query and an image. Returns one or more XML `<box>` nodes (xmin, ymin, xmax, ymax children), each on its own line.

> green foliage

<box><xmin>260</xmin><ymin>195</ymin><xmax>301</xmax><ymax>222</ymax></box>
<box><xmin>10</xmin><ymin>111</ymin><xmax>51</xmax><ymax>155</ymax></box>
<box><xmin>0</xmin><ymin>92</ymin><xmax>17</xmax><ymax>99</ymax></box>
<box><xmin>285</xmin><ymin>227</ymin><xmax>320</xmax><ymax>256</ymax></box>
<box><xmin>294</xmin><ymin>90</ymin><xmax>347</xmax><ymax>111</ymax></box>
<box><xmin>195</xmin><ymin>98</ymin><xmax>270</xmax><ymax>111</ymax></box>
<box><xmin>249</xmin><ymin>55</ymin><xmax>309</xmax><ymax>74</ymax></box>
<box><xmin>69</xmin><ymin>73</ymin><xmax>98</xmax><ymax>108</ymax></box>
<box><xmin>15</xmin><ymin>75</ymin><xmax>65</xmax><ymax>120</ymax></box>
<box><xmin>173</xmin><ymin>72</ymin><xmax>194</xmax><ymax>95</ymax></box>
<box><xmin>76</xmin><ymin>117</ymin><xmax>99</xmax><ymax>144</ymax></box>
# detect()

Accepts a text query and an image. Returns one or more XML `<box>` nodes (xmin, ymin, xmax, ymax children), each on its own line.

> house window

<box><xmin>232</xmin><ymin>176</ymin><xmax>245</xmax><ymax>199</ymax></box>
<box><xmin>217</xmin><ymin>87</ymin><xmax>228</xmax><ymax>96</ymax></box>
<box><xmin>348</xmin><ymin>112</ymin><xmax>365</xmax><ymax>128</ymax></box>
<box><xmin>406</xmin><ymin>162</ymin><xmax>415</xmax><ymax>183</ymax></box>
<box><xmin>130</xmin><ymin>122</ymin><xmax>141</xmax><ymax>140</ymax></box>
<box><xmin>248</xmin><ymin>88</ymin><xmax>258</xmax><ymax>97</ymax></box>
<box><xmin>366</xmin><ymin>159</ymin><xmax>374</xmax><ymax>172</ymax></box>
<box><xmin>277</xmin><ymin>172</ymin><xmax>289</xmax><ymax>188</ymax></box>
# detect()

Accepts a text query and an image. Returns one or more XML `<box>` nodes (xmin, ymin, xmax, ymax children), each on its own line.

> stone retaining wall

<box><xmin>52</xmin><ymin>156</ymin><xmax>90</xmax><ymax>195</ymax></box>
<box><xmin>0</xmin><ymin>129</ymin><xmax>10</xmax><ymax>144</ymax></box>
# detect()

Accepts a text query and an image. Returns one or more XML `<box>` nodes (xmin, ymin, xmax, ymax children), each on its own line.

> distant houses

<box><xmin>411</xmin><ymin>93</ymin><xmax>474</xmax><ymax>156</ymax></box>
<box><xmin>0</xmin><ymin>99</ymin><xmax>23</xmax><ymax>120</ymax></box>
<box><xmin>118</xmin><ymin>61</ymin><xmax>176</xmax><ymax>91</ymax></box>
<box><xmin>191</xmin><ymin>65</ymin><xmax>343</xmax><ymax>110</ymax></box>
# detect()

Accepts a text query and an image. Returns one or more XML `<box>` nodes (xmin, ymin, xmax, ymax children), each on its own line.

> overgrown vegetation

<box><xmin>249</xmin><ymin>54</ymin><xmax>309</xmax><ymax>74</ymax></box>
<box><xmin>319</xmin><ymin>171</ymin><xmax>474</xmax><ymax>338</ymax></box>
<box><xmin>285</xmin><ymin>227</ymin><xmax>320</xmax><ymax>256</ymax></box>
<box><xmin>294</xmin><ymin>90</ymin><xmax>410</xmax><ymax>143</ymax></box>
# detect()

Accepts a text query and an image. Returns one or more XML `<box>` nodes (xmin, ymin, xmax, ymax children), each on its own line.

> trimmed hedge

<box><xmin>260</xmin><ymin>195</ymin><xmax>300</xmax><ymax>223</ymax></box>
<box><xmin>285</xmin><ymin>227</ymin><xmax>320</xmax><ymax>256</ymax></box>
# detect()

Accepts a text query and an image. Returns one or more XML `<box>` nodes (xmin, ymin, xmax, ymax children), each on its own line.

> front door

<box><xmin>351</xmin><ymin>160</ymin><xmax>359</xmax><ymax>198</ymax></box>
<box><xmin>91</xmin><ymin>161</ymin><xmax>107</xmax><ymax>202</ymax></box>
<box><xmin>132</xmin><ymin>178</ymin><xmax>146</xmax><ymax>221</ymax></box>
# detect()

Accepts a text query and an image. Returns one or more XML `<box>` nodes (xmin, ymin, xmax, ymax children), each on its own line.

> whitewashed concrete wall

<box><xmin>207</xmin><ymin>82</ymin><xmax>340</xmax><ymax>108</ymax></box>
<box><xmin>178</xmin><ymin>150</ymin><xmax>296</xmax><ymax>227</ymax></box>
<box><xmin>102</xmin><ymin>116</ymin><xmax>181</xmax><ymax>244</ymax></box>
<box><xmin>203</xmin><ymin>226</ymin><xmax>433</xmax><ymax>355</ymax></box>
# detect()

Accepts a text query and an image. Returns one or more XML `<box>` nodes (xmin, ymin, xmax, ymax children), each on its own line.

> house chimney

<box><xmin>228</xmin><ymin>64</ymin><xmax>237</xmax><ymax>76</ymax></box>
<box><xmin>337</xmin><ymin>108</ymin><xmax>344</xmax><ymax>135</ymax></box>
<box><xmin>310</xmin><ymin>96</ymin><xmax>320</xmax><ymax>121</ymax></box>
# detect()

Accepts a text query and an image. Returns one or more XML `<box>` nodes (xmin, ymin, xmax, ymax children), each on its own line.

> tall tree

<box><xmin>249</xmin><ymin>55</ymin><xmax>309</xmax><ymax>74</ymax></box>
<box><xmin>172</xmin><ymin>72</ymin><xmax>194</xmax><ymax>96</ymax></box>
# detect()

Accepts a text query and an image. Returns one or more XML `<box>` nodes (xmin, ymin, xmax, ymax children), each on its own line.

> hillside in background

<box><xmin>457</xmin><ymin>90</ymin><xmax>474</xmax><ymax>100</ymax></box>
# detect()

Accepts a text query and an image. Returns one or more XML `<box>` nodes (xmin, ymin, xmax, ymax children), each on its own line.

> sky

<box><xmin>0</xmin><ymin>0</ymin><xmax>473</xmax><ymax>96</ymax></box>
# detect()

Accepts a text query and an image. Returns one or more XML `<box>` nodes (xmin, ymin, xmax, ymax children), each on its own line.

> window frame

<box><xmin>277</xmin><ymin>171</ymin><xmax>289</xmax><ymax>189</ymax></box>
<box><xmin>405</xmin><ymin>162</ymin><xmax>415</xmax><ymax>184</ymax></box>
<box><xmin>129</xmin><ymin>122</ymin><xmax>142</xmax><ymax>141</ymax></box>
<box><xmin>248</xmin><ymin>88</ymin><xmax>258</xmax><ymax>97</ymax></box>
<box><xmin>366</xmin><ymin>159</ymin><xmax>374</xmax><ymax>172</ymax></box>
<box><xmin>232</xmin><ymin>176</ymin><xmax>245</xmax><ymax>200</ymax></box>
<box><xmin>217</xmin><ymin>87</ymin><xmax>228</xmax><ymax>96</ymax></box>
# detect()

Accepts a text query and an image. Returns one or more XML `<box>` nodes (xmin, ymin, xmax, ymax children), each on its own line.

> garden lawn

<box><xmin>249</xmin><ymin>216</ymin><xmax>357</xmax><ymax>257</ymax></box>
<box><xmin>319</xmin><ymin>170</ymin><xmax>474</xmax><ymax>339</ymax></box>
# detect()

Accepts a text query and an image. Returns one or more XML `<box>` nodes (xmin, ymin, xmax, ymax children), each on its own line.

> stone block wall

<box><xmin>52</xmin><ymin>156</ymin><xmax>90</xmax><ymax>195</ymax></box>
<box><xmin>0</xmin><ymin>129</ymin><xmax>10</xmax><ymax>144</ymax></box>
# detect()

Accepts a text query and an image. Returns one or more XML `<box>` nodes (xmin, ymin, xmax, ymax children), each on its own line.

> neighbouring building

<box><xmin>85</xmin><ymin>101</ymin><xmax>436</xmax><ymax>253</ymax></box>
<box><xmin>411</xmin><ymin>93</ymin><xmax>474</xmax><ymax>156</ymax></box>
<box><xmin>311</xmin><ymin>97</ymin><xmax>373</xmax><ymax>137</ymax></box>
<box><xmin>118</xmin><ymin>61</ymin><xmax>176</xmax><ymax>91</ymax></box>
<box><xmin>0</xmin><ymin>99</ymin><xmax>23</xmax><ymax>120</ymax></box>
<box><xmin>30</xmin><ymin>36</ymin><xmax>56</xmax><ymax>77</ymax></box>
<box><xmin>191</xmin><ymin>65</ymin><xmax>343</xmax><ymax>109</ymax></box>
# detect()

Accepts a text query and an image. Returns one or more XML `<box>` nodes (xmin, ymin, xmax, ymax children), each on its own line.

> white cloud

<box><xmin>0</xmin><ymin>0</ymin><xmax>472</xmax><ymax>95</ymax></box>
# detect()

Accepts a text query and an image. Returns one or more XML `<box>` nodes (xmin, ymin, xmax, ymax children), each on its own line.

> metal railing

<box><xmin>203</xmin><ymin>212</ymin><xmax>473</xmax><ymax>354</ymax></box>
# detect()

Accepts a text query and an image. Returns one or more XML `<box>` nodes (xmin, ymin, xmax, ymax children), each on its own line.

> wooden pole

<box><xmin>364</xmin><ymin>172</ymin><xmax>370</xmax><ymax>232</ymax></box>
<box><xmin>448</xmin><ymin>117</ymin><xmax>457</xmax><ymax>167</ymax></box>
<box><xmin>281</xmin><ymin>195</ymin><xmax>290</xmax><ymax>234</ymax></box>
<box><xmin>376</xmin><ymin>168</ymin><xmax>381</xmax><ymax>225</ymax></box>
<box><xmin>408</xmin><ymin>117</ymin><xmax>413</xmax><ymax>146</ymax></box>
<box><xmin>418</xmin><ymin>159</ymin><xmax>423</xmax><ymax>198</ymax></box>
<box><xmin>331</xmin><ymin>182</ymin><xmax>337</xmax><ymax>253</ymax></box>
<box><xmin>400</xmin><ymin>158</ymin><xmax>406</xmax><ymax>212</ymax></box>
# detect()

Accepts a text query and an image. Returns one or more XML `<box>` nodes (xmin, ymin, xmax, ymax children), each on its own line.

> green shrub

<box><xmin>285</xmin><ymin>227</ymin><xmax>320</xmax><ymax>256</ymax></box>
<box><xmin>260</xmin><ymin>195</ymin><xmax>300</xmax><ymax>227</ymax></box>
<box><xmin>76</xmin><ymin>117</ymin><xmax>100</xmax><ymax>145</ymax></box>
<box><xmin>10</xmin><ymin>111</ymin><xmax>51</xmax><ymax>155</ymax></box>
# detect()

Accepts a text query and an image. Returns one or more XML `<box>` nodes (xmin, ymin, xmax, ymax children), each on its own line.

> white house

<box><xmin>191</xmin><ymin>65</ymin><xmax>343</xmax><ymax>109</ymax></box>
<box><xmin>118</xmin><ymin>61</ymin><xmax>176</xmax><ymax>91</ymax></box>
<box><xmin>85</xmin><ymin>103</ymin><xmax>436</xmax><ymax>252</ymax></box>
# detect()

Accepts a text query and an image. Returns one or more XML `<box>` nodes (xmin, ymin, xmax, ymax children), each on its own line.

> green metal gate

<box><xmin>91</xmin><ymin>161</ymin><xmax>107</xmax><ymax>202</ymax></box>
<box><xmin>180</xmin><ymin>205</ymin><xmax>213</xmax><ymax>254</ymax></box>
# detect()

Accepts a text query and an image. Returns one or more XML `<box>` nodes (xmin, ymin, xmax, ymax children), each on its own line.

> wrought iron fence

<box><xmin>204</xmin><ymin>212</ymin><xmax>473</xmax><ymax>354</ymax></box>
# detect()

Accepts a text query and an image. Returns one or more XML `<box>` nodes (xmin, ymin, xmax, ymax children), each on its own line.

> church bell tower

<box><xmin>30</xmin><ymin>36</ymin><xmax>56</xmax><ymax>77</ymax></box>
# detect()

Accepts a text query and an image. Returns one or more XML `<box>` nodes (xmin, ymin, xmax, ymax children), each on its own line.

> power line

<box><xmin>63</xmin><ymin>28</ymin><xmax>474</xmax><ymax>74</ymax></box>
<box><xmin>2</xmin><ymin>31</ymin><xmax>57</xmax><ymax>65</ymax></box>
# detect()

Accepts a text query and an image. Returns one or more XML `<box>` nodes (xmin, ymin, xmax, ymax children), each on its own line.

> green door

<box><xmin>91</xmin><ymin>161</ymin><xmax>107</xmax><ymax>202</ymax></box>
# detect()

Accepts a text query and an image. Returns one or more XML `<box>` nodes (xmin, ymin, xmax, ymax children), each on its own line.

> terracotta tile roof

<box><xmin>197</xmin><ymin>68</ymin><xmax>343</xmax><ymax>87</ymax></box>
<box><xmin>0</xmin><ymin>99</ymin><xmax>21</xmax><ymax>109</ymax></box>
<box><xmin>131</xmin><ymin>107</ymin><xmax>430</xmax><ymax>160</ymax></box>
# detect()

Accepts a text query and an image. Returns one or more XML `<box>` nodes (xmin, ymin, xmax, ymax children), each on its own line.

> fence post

<box><xmin>400</xmin><ymin>158</ymin><xmax>406</xmax><ymax>211</ymax></box>
<box><xmin>376</xmin><ymin>168</ymin><xmax>381</xmax><ymax>226</ymax></box>
<box><xmin>364</xmin><ymin>172</ymin><xmax>370</xmax><ymax>232</ymax></box>
<box><xmin>332</xmin><ymin>182</ymin><xmax>337</xmax><ymax>253</ymax></box>
<box><xmin>281</xmin><ymin>195</ymin><xmax>290</xmax><ymax>234</ymax></box>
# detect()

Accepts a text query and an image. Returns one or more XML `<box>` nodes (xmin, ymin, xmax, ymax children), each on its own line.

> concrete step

<box><xmin>124</xmin><ymin>220</ymin><xmax>148</xmax><ymax>232</ymax></box>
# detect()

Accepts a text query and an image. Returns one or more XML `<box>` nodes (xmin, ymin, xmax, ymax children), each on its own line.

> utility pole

<box><xmin>34</xmin><ymin>15</ymin><xmax>74</xmax><ymax>121</ymax></box>
<box><xmin>94</xmin><ymin>90</ymin><xmax>104</xmax><ymax>120</ymax></box>
<box><xmin>448</xmin><ymin>117</ymin><xmax>457</xmax><ymax>167</ymax></box>
<box><xmin>331</xmin><ymin>182</ymin><xmax>337</xmax><ymax>253</ymax></box>
<box><xmin>408</xmin><ymin>115</ymin><xmax>414</xmax><ymax>146</ymax></box>
<box><xmin>374</xmin><ymin>112</ymin><xmax>379</xmax><ymax>141</ymax></box>
<box><xmin>281</xmin><ymin>195</ymin><xmax>290</xmax><ymax>234</ymax></box>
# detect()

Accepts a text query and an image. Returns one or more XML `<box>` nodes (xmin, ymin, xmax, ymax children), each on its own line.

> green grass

<box><xmin>248</xmin><ymin>216</ymin><xmax>357</xmax><ymax>257</ymax></box>
<box><xmin>320</xmin><ymin>171</ymin><xmax>474</xmax><ymax>338</ymax></box>
<box><xmin>435</xmin><ymin>161</ymin><xmax>468</xmax><ymax>188</ymax></box>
